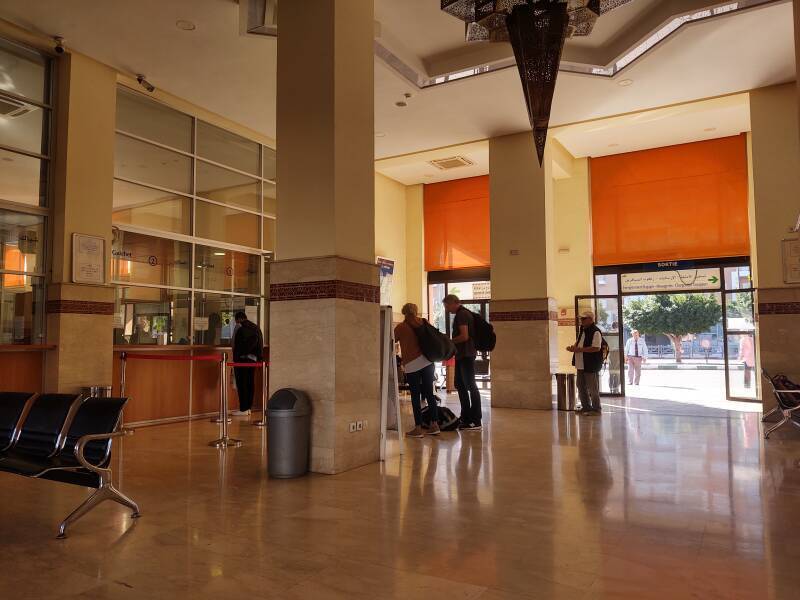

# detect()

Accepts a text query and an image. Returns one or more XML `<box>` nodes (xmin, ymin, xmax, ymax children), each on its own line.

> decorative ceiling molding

<box><xmin>373</xmin><ymin>0</ymin><xmax>782</xmax><ymax>89</ymax></box>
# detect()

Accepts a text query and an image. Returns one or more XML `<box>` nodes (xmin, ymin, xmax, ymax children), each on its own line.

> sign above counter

<box><xmin>621</xmin><ymin>268</ymin><xmax>721</xmax><ymax>294</ymax></box>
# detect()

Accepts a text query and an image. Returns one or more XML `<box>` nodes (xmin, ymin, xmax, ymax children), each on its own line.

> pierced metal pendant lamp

<box><xmin>441</xmin><ymin>0</ymin><xmax>633</xmax><ymax>165</ymax></box>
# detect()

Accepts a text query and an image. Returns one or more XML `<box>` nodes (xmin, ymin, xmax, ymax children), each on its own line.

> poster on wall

<box><xmin>72</xmin><ymin>233</ymin><xmax>106</xmax><ymax>285</ymax></box>
<box><xmin>376</xmin><ymin>256</ymin><xmax>395</xmax><ymax>306</ymax></box>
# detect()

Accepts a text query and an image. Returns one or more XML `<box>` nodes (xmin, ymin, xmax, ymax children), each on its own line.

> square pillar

<box><xmin>489</xmin><ymin>132</ymin><xmax>559</xmax><ymax>409</ymax></box>
<box><xmin>45</xmin><ymin>53</ymin><xmax>116</xmax><ymax>393</ymax></box>
<box><xmin>273</xmin><ymin>0</ymin><xmax>379</xmax><ymax>473</ymax></box>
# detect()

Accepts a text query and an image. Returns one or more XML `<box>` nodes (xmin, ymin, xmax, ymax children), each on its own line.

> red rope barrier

<box><xmin>226</xmin><ymin>362</ymin><xmax>269</xmax><ymax>368</ymax></box>
<box><xmin>123</xmin><ymin>353</ymin><xmax>223</xmax><ymax>362</ymax></box>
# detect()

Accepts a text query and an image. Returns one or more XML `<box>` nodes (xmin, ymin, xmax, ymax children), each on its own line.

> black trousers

<box><xmin>455</xmin><ymin>356</ymin><xmax>482</xmax><ymax>425</ymax></box>
<box><xmin>233</xmin><ymin>359</ymin><xmax>257</xmax><ymax>411</ymax></box>
<box><xmin>406</xmin><ymin>363</ymin><xmax>438</xmax><ymax>426</ymax></box>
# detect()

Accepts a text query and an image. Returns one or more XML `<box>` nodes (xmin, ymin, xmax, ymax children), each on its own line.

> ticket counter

<box><xmin>112</xmin><ymin>345</ymin><xmax>267</xmax><ymax>426</ymax></box>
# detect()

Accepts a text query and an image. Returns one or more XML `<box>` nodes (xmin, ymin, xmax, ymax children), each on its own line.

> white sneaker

<box><xmin>232</xmin><ymin>409</ymin><xmax>251</xmax><ymax>416</ymax></box>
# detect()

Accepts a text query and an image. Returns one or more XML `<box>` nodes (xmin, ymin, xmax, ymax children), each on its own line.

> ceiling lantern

<box><xmin>441</xmin><ymin>0</ymin><xmax>634</xmax><ymax>165</ymax></box>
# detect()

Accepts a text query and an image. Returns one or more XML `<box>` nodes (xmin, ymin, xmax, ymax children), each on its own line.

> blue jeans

<box><xmin>406</xmin><ymin>363</ymin><xmax>438</xmax><ymax>426</ymax></box>
<box><xmin>455</xmin><ymin>357</ymin><xmax>482</xmax><ymax>425</ymax></box>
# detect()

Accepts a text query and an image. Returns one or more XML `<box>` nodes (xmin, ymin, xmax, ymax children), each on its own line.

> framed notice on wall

<box><xmin>72</xmin><ymin>233</ymin><xmax>106</xmax><ymax>285</ymax></box>
<box><xmin>782</xmin><ymin>238</ymin><xmax>800</xmax><ymax>284</ymax></box>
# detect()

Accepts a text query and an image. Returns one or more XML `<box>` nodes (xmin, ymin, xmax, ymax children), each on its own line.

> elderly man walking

<box><xmin>624</xmin><ymin>330</ymin><xmax>648</xmax><ymax>386</ymax></box>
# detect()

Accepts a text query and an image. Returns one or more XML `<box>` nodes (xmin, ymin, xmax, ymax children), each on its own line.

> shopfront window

<box><xmin>0</xmin><ymin>38</ymin><xmax>51</xmax><ymax>344</ymax></box>
<box><xmin>111</xmin><ymin>87</ymin><xmax>273</xmax><ymax>346</ymax></box>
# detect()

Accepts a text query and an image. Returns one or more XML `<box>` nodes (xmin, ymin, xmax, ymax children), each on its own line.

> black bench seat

<box><xmin>0</xmin><ymin>392</ymin><xmax>140</xmax><ymax>537</ymax></box>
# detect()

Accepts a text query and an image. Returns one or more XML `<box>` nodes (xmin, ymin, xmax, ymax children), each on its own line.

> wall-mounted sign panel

<box><xmin>72</xmin><ymin>233</ymin><xmax>106</xmax><ymax>285</ymax></box>
<box><xmin>621</xmin><ymin>268</ymin><xmax>721</xmax><ymax>293</ymax></box>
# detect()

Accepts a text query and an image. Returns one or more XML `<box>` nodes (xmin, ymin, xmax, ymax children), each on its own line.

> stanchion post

<box><xmin>119</xmin><ymin>352</ymin><xmax>127</xmax><ymax>426</ymax></box>
<box><xmin>251</xmin><ymin>361</ymin><xmax>267</xmax><ymax>427</ymax></box>
<box><xmin>209</xmin><ymin>352</ymin><xmax>242</xmax><ymax>449</ymax></box>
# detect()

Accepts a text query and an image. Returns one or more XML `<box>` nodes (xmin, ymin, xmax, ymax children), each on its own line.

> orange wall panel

<box><xmin>590</xmin><ymin>135</ymin><xmax>750</xmax><ymax>266</ymax></box>
<box><xmin>424</xmin><ymin>175</ymin><xmax>490</xmax><ymax>271</ymax></box>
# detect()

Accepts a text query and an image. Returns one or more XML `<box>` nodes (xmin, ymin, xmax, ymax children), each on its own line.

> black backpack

<box><xmin>469</xmin><ymin>310</ymin><xmax>497</xmax><ymax>352</ymax></box>
<box><xmin>414</xmin><ymin>320</ymin><xmax>456</xmax><ymax>362</ymax></box>
<box><xmin>421</xmin><ymin>397</ymin><xmax>459</xmax><ymax>431</ymax></box>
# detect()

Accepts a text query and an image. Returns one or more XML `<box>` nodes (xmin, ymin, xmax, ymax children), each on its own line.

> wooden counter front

<box><xmin>112</xmin><ymin>346</ymin><xmax>267</xmax><ymax>426</ymax></box>
<box><xmin>0</xmin><ymin>345</ymin><xmax>53</xmax><ymax>393</ymax></box>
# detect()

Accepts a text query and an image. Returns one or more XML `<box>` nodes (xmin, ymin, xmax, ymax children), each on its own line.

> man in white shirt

<box><xmin>624</xmin><ymin>330</ymin><xmax>648</xmax><ymax>386</ymax></box>
<box><xmin>567</xmin><ymin>310</ymin><xmax>604</xmax><ymax>415</ymax></box>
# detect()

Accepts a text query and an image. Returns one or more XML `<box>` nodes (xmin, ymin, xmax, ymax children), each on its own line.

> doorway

<box><xmin>576</xmin><ymin>260</ymin><xmax>757</xmax><ymax>404</ymax></box>
<box><xmin>427</xmin><ymin>271</ymin><xmax>491</xmax><ymax>383</ymax></box>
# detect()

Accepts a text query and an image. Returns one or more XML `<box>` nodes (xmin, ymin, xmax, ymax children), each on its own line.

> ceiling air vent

<box><xmin>0</xmin><ymin>95</ymin><xmax>35</xmax><ymax>118</ymax></box>
<box><xmin>428</xmin><ymin>156</ymin><xmax>475</xmax><ymax>170</ymax></box>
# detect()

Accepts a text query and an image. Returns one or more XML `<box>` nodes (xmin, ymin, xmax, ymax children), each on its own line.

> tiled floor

<box><xmin>1</xmin><ymin>394</ymin><xmax>798</xmax><ymax>599</ymax></box>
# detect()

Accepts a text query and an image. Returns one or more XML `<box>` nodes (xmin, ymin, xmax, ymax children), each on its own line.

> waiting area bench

<box><xmin>762</xmin><ymin>371</ymin><xmax>800</xmax><ymax>439</ymax></box>
<box><xmin>0</xmin><ymin>392</ymin><xmax>140</xmax><ymax>538</ymax></box>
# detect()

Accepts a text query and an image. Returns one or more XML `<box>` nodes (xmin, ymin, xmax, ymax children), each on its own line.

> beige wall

<box><xmin>375</xmin><ymin>173</ymin><xmax>407</xmax><ymax>314</ymax></box>
<box><xmin>749</xmin><ymin>83</ymin><xmax>800</xmax><ymax>289</ymax></box>
<box><xmin>373</xmin><ymin>175</ymin><xmax>426</xmax><ymax>320</ymax></box>
<box><xmin>552</xmin><ymin>153</ymin><xmax>593</xmax><ymax>371</ymax></box>
<box><xmin>405</xmin><ymin>184</ymin><xmax>426</xmax><ymax>313</ymax></box>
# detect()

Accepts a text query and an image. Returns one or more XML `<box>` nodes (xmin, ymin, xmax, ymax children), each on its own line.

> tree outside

<box><xmin>623</xmin><ymin>294</ymin><xmax>722</xmax><ymax>363</ymax></box>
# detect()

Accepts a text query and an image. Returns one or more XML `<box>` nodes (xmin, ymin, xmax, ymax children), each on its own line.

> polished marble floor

<box><xmin>1</xmin><ymin>394</ymin><xmax>799</xmax><ymax>599</ymax></box>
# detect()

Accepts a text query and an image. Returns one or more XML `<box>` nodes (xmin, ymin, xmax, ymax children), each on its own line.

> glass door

<box><xmin>723</xmin><ymin>289</ymin><xmax>757</xmax><ymax>401</ymax></box>
<box><xmin>575</xmin><ymin>295</ymin><xmax>624</xmax><ymax>397</ymax></box>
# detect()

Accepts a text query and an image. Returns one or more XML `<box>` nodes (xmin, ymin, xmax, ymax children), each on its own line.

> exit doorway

<box><xmin>576</xmin><ymin>259</ymin><xmax>757</xmax><ymax>404</ymax></box>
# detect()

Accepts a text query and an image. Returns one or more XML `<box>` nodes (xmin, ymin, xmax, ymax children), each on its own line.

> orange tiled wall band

<box><xmin>590</xmin><ymin>135</ymin><xmax>750</xmax><ymax>266</ymax></box>
<box><xmin>424</xmin><ymin>175</ymin><xmax>490</xmax><ymax>271</ymax></box>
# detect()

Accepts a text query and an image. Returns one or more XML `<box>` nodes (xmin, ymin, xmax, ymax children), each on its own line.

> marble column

<box><xmin>45</xmin><ymin>53</ymin><xmax>116</xmax><ymax>393</ymax></box>
<box><xmin>272</xmin><ymin>0</ymin><xmax>379</xmax><ymax>474</ymax></box>
<box><xmin>489</xmin><ymin>132</ymin><xmax>559</xmax><ymax>410</ymax></box>
<box><xmin>750</xmin><ymin>83</ymin><xmax>800</xmax><ymax>409</ymax></box>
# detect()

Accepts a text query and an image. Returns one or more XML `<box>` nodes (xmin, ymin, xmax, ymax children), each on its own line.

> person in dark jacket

<box><xmin>231</xmin><ymin>311</ymin><xmax>264</xmax><ymax>416</ymax></box>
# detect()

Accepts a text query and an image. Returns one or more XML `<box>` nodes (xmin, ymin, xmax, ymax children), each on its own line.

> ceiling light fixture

<box><xmin>441</xmin><ymin>0</ymin><xmax>635</xmax><ymax>165</ymax></box>
<box><xmin>213</xmin><ymin>252</ymin><xmax>226</xmax><ymax>256</ymax></box>
<box><xmin>608</xmin><ymin>143</ymin><xmax>620</xmax><ymax>148</ymax></box>
<box><xmin>704</xmin><ymin>127</ymin><xmax>717</xmax><ymax>132</ymax></box>
<box><xmin>176</xmin><ymin>20</ymin><xmax>196</xmax><ymax>31</ymax></box>
<box><xmin>618</xmin><ymin>78</ymin><xmax>633</xmax><ymax>87</ymax></box>
<box><xmin>375</xmin><ymin>132</ymin><xmax>387</xmax><ymax>138</ymax></box>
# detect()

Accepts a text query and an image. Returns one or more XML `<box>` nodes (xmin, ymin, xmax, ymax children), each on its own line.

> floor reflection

<box><xmin>1</xmin><ymin>392</ymin><xmax>798</xmax><ymax>599</ymax></box>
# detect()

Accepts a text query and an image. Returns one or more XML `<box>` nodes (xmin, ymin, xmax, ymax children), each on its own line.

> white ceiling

<box><xmin>375</xmin><ymin>141</ymin><xmax>489</xmax><ymax>186</ymax></box>
<box><xmin>552</xmin><ymin>93</ymin><xmax>751</xmax><ymax>159</ymax></box>
<box><xmin>0</xmin><ymin>0</ymin><xmax>795</xmax><ymax>164</ymax></box>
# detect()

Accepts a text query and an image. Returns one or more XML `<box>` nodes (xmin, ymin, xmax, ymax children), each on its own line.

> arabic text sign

<box><xmin>621</xmin><ymin>268</ymin><xmax>720</xmax><ymax>293</ymax></box>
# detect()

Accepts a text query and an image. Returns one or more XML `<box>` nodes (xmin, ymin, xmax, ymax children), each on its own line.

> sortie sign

<box><xmin>621</xmin><ymin>268</ymin><xmax>721</xmax><ymax>293</ymax></box>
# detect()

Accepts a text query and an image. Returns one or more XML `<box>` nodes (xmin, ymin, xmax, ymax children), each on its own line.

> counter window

<box><xmin>113</xmin><ymin>286</ymin><xmax>191</xmax><ymax>346</ymax></box>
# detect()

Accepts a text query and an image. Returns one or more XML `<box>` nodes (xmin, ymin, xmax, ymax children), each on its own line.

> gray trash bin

<box><xmin>555</xmin><ymin>373</ymin><xmax>576</xmax><ymax>411</ymax></box>
<box><xmin>267</xmin><ymin>388</ymin><xmax>311</xmax><ymax>479</ymax></box>
<box><xmin>82</xmin><ymin>386</ymin><xmax>112</xmax><ymax>398</ymax></box>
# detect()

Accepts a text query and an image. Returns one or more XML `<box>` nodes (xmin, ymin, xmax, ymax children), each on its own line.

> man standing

<box><xmin>231</xmin><ymin>311</ymin><xmax>264</xmax><ymax>416</ymax></box>
<box><xmin>443</xmin><ymin>294</ymin><xmax>482</xmax><ymax>431</ymax></box>
<box><xmin>624</xmin><ymin>330</ymin><xmax>648</xmax><ymax>386</ymax></box>
<box><xmin>567</xmin><ymin>310</ymin><xmax>604</xmax><ymax>415</ymax></box>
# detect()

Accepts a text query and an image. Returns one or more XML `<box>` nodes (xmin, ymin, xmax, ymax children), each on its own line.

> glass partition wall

<box><xmin>0</xmin><ymin>38</ymin><xmax>51</xmax><ymax>344</ymax></box>
<box><xmin>112</xmin><ymin>87</ymin><xmax>274</xmax><ymax>346</ymax></box>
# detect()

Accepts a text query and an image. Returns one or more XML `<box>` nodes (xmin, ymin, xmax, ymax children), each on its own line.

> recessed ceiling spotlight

<box><xmin>176</xmin><ymin>20</ymin><xmax>196</xmax><ymax>31</ymax></box>
<box><xmin>704</xmin><ymin>127</ymin><xmax>717</xmax><ymax>132</ymax></box>
<box><xmin>395</xmin><ymin>101</ymin><xmax>407</xmax><ymax>108</ymax></box>
<box><xmin>375</xmin><ymin>132</ymin><xmax>387</xmax><ymax>138</ymax></box>
<box><xmin>608</xmin><ymin>143</ymin><xmax>620</xmax><ymax>148</ymax></box>
<box><xmin>617</xmin><ymin>79</ymin><xmax>633</xmax><ymax>87</ymax></box>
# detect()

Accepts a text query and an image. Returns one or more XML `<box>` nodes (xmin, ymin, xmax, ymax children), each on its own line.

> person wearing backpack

<box><xmin>567</xmin><ymin>310</ymin><xmax>604</xmax><ymax>415</ymax></box>
<box><xmin>394</xmin><ymin>303</ymin><xmax>441</xmax><ymax>438</ymax></box>
<box><xmin>443</xmin><ymin>294</ymin><xmax>483</xmax><ymax>431</ymax></box>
